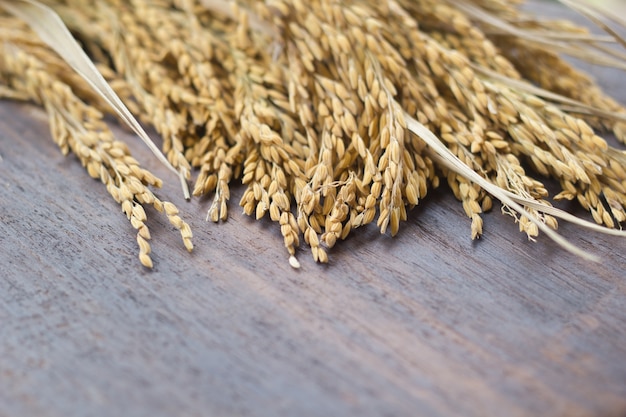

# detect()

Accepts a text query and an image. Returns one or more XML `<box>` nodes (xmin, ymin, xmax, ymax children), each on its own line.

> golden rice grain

<box><xmin>2</xmin><ymin>0</ymin><xmax>625</xmax><ymax>267</ymax></box>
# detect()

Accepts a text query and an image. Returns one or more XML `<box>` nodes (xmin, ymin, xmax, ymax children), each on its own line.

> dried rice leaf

<box><xmin>557</xmin><ymin>0</ymin><xmax>626</xmax><ymax>50</ymax></box>
<box><xmin>406</xmin><ymin>113</ymin><xmax>626</xmax><ymax>262</ymax></box>
<box><xmin>452</xmin><ymin>0</ymin><xmax>626</xmax><ymax>70</ymax></box>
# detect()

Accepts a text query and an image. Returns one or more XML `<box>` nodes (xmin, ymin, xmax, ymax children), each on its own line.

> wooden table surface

<box><xmin>1</xmin><ymin>3</ymin><xmax>626</xmax><ymax>417</ymax></box>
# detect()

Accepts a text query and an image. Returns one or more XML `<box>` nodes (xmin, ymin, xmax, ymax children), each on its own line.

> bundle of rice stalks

<box><xmin>1</xmin><ymin>0</ymin><xmax>625</xmax><ymax>268</ymax></box>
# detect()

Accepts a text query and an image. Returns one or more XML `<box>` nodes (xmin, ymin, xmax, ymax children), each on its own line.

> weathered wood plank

<box><xmin>1</xmin><ymin>3</ymin><xmax>625</xmax><ymax>417</ymax></box>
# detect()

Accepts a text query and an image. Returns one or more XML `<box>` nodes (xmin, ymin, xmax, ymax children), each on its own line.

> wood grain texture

<box><xmin>1</xmin><ymin>3</ymin><xmax>625</xmax><ymax>417</ymax></box>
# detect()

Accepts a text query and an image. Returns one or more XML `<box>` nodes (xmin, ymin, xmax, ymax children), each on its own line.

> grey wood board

<box><xmin>1</xmin><ymin>2</ymin><xmax>626</xmax><ymax>417</ymax></box>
